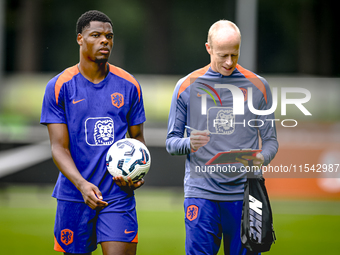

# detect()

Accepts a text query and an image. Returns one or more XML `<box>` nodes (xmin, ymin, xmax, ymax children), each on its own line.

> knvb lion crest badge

<box><xmin>61</xmin><ymin>229</ymin><xmax>74</xmax><ymax>246</ymax></box>
<box><xmin>186</xmin><ymin>205</ymin><xmax>199</xmax><ymax>221</ymax></box>
<box><xmin>111</xmin><ymin>93</ymin><xmax>124</xmax><ymax>108</ymax></box>
<box><xmin>240</xmin><ymin>87</ymin><xmax>248</xmax><ymax>102</ymax></box>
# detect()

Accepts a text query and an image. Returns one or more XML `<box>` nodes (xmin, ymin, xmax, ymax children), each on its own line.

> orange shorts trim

<box><xmin>54</xmin><ymin>236</ymin><xmax>66</xmax><ymax>252</ymax></box>
<box><xmin>131</xmin><ymin>232</ymin><xmax>138</xmax><ymax>243</ymax></box>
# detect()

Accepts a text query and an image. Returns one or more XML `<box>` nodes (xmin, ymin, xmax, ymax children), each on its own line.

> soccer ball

<box><xmin>106</xmin><ymin>138</ymin><xmax>151</xmax><ymax>182</ymax></box>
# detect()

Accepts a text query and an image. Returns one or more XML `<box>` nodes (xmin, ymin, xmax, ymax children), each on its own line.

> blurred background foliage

<box><xmin>1</xmin><ymin>0</ymin><xmax>339</xmax><ymax>130</ymax></box>
<box><xmin>3</xmin><ymin>0</ymin><xmax>339</xmax><ymax>76</ymax></box>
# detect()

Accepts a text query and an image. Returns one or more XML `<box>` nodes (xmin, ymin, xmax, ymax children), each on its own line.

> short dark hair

<box><xmin>76</xmin><ymin>10</ymin><xmax>113</xmax><ymax>34</ymax></box>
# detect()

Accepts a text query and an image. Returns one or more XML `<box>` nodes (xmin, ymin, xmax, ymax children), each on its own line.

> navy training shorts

<box><xmin>184</xmin><ymin>197</ymin><xmax>260</xmax><ymax>255</ymax></box>
<box><xmin>54</xmin><ymin>195</ymin><xmax>138</xmax><ymax>253</ymax></box>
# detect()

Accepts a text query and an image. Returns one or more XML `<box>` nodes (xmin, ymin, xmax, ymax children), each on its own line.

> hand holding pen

<box><xmin>185</xmin><ymin>125</ymin><xmax>211</xmax><ymax>151</ymax></box>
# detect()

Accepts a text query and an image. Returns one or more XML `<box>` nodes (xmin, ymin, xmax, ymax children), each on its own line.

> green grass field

<box><xmin>0</xmin><ymin>185</ymin><xmax>339</xmax><ymax>255</ymax></box>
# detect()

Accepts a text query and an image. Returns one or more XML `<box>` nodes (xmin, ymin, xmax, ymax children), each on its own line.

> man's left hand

<box><xmin>236</xmin><ymin>152</ymin><xmax>264</xmax><ymax>169</ymax></box>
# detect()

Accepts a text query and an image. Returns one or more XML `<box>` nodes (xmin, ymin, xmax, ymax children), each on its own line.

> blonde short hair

<box><xmin>207</xmin><ymin>20</ymin><xmax>241</xmax><ymax>47</ymax></box>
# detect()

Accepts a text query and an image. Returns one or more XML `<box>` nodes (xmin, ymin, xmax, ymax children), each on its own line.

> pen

<box><xmin>185</xmin><ymin>125</ymin><xmax>196</xmax><ymax>131</ymax></box>
<box><xmin>185</xmin><ymin>125</ymin><xmax>211</xmax><ymax>137</ymax></box>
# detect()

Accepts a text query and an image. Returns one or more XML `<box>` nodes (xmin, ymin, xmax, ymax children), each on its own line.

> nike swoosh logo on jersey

<box><xmin>72</xmin><ymin>99</ymin><xmax>85</xmax><ymax>104</ymax></box>
<box><xmin>124</xmin><ymin>229</ymin><xmax>135</xmax><ymax>234</ymax></box>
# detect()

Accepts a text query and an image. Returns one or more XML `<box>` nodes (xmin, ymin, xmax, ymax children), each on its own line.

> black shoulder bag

<box><xmin>241</xmin><ymin>165</ymin><xmax>276</xmax><ymax>252</ymax></box>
